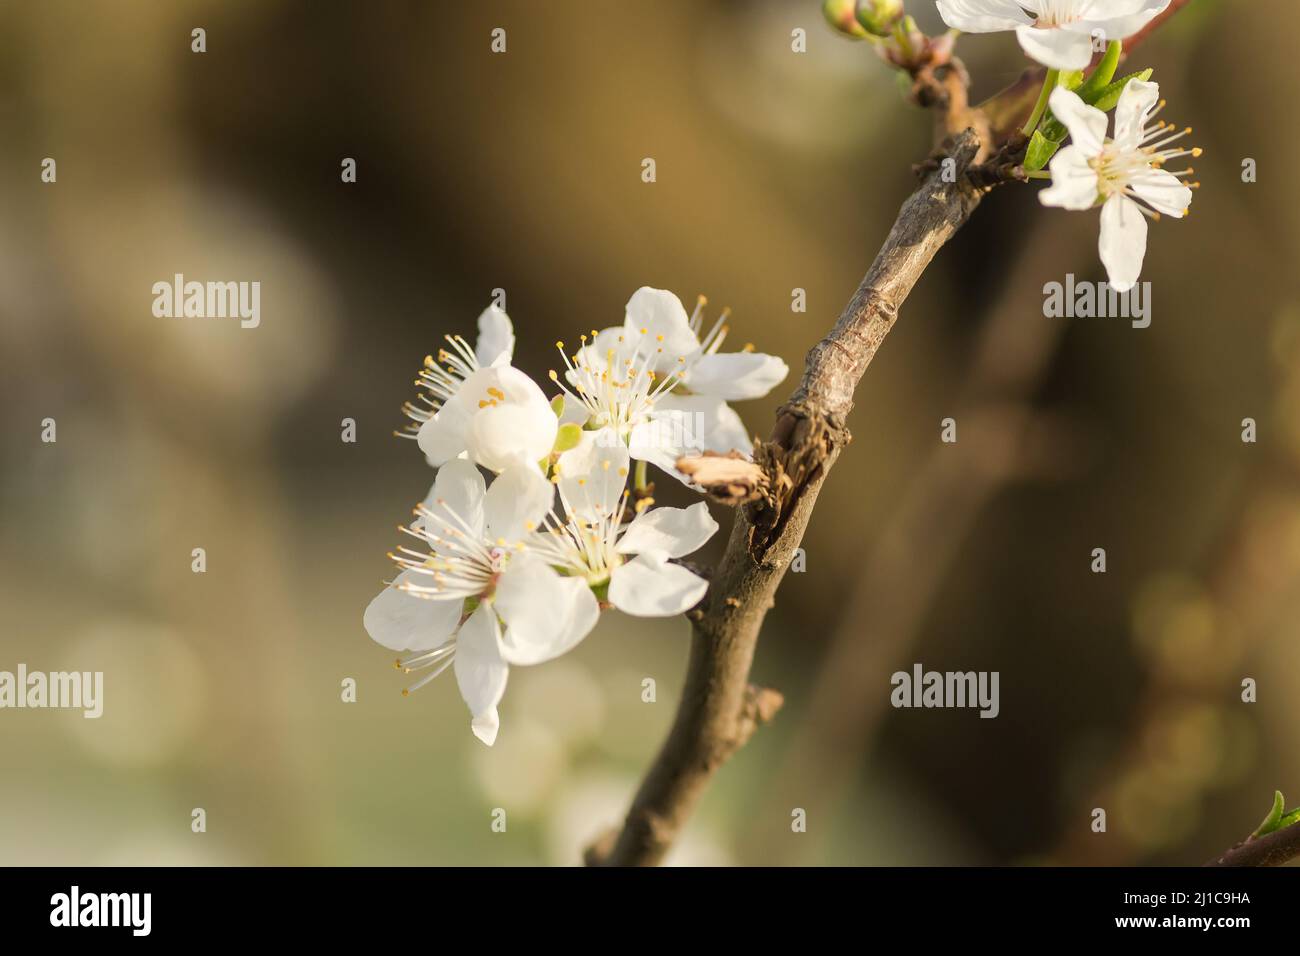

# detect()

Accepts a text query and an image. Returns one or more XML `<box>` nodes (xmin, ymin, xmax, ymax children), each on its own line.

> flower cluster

<box><xmin>935</xmin><ymin>2</ymin><xmax>1198</xmax><ymax>291</ymax></box>
<box><xmin>365</xmin><ymin>288</ymin><xmax>787</xmax><ymax>744</ymax></box>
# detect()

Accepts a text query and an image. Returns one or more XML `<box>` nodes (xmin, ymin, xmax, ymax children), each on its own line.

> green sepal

<box><xmin>1058</xmin><ymin>69</ymin><xmax>1086</xmax><ymax>91</ymax></box>
<box><xmin>550</xmin><ymin>395</ymin><xmax>565</xmax><ymax>417</ymax></box>
<box><xmin>1024</xmin><ymin>129</ymin><xmax>1061</xmax><ymax>172</ymax></box>
<box><xmin>552</xmin><ymin>422</ymin><xmax>583</xmax><ymax>454</ymax></box>
<box><xmin>1035</xmin><ymin>66</ymin><xmax>1152</xmax><ymax>153</ymax></box>
<box><xmin>1075</xmin><ymin>40</ymin><xmax>1122</xmax><ymax>102</ymax></box>
<box><xmin>1082</xmin><ymin>68</ymin><xmax>1154</xmax><ymax>113</ymax></box>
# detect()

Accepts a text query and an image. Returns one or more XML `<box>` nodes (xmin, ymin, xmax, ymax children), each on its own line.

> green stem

<box><xmin>634</xmin><ymin>459</ymin><xmax>648</xmax><ymax>492</ymax></box>
<box><xmin>1022</xmin><ymin>68</ymin><xmax>1059</xmax><ymax>137</ymax></box>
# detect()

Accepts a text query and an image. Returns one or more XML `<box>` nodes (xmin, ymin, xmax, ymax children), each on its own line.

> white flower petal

<box><xmin>684</xmin><ymin>351</ymin><xmax>789</xmax><ymax>401</ymax></box>
<box><xmin>627</xmin><ymin>420</ymin><xmax>686</xmax><ymax>477</ymax></box>
<box><xmin>1039</xmin><ymin>145</ymin><xmax>1100</xmax><ymax>211</ymax></box>
<box><xmin>471</xmin><ymin>710</ymin><xmax>500</xmax><ymax>747</ymax></box>
<box><xmin>496</xmin><ymin>556</ymin><xmax>600</xmax><ymax>665</ymax></box>
<box><xmin>616</xmin><ymin>502</ymin><xmax>718</xmax><ymax>559</ymax></box>
<box><xmin>1016</xmin><ymin>24</ymin><xmax>1094</xmax><ymax>70</ymax></box>
<box><xmin>484</xmin><ymin>464</ymin><xmax>554</xmax><ymax>543</ymax></box>
<box><xmin>1113</xmin><ymin>78</ymin><xmax>1160</xmax><ymax>150</ymax></box>
<box><xmin>463</xmin><ymin>367</ymin><xmax>558</xmax><ymax>471</ymax></box>
<box><xmin>1099</xmin><ymin>193</ymin><xmax>1148</xmax><ymax>294</ymax></box>
<box><xmin>1077</xmin><ymin>0</ymin><xmax>1169</xmax><ymax>42</ymax></box>
<box><xmin>557</xmin><ymin>394</ymin><xmax>590</xmax><ymax>427</ymax></box>
<box><xmin>653</xmin><ymin>394</ymin><xmax>751</xmax><ymax>457</ymax></box>
<box><xmin>363</xmin><ymin>571</ymin><xmax>463</xmax><ymax>652</ymax></box>
<box><xmin>1047</xmin><ymin>87</ymin><xmax>1108</xmax><ymax>156</ymax></box>
<box><xmin>419</xmin><ymin>458</ymin><xmax>486</xmax><ymax>538</ymax></box>
<box><xmin>416</xmin><ymin>401</ymin><xmax>471</xmax><ymax>467</ymax></box>
<box><xmin>936</xmin><ymin>0</ymin><xmax>1034</xmax><ymax>32</ymax></box>
<box><xmin>569</xmin><ymin>326</ymin><xmax>624</xmax><ymax>382</ymax></box>
<box><xmin>474</xmin><ymin>305</ymin><xmax>515</xmax><ymax>367</ymax></box>
<box><xmin>623</xmin><ymin>288</ymin><xmax>700</xmax><ymax>366</ymax></box>
<box><xmin>607</xmin><ymin>552</ymin><xmax>709</xmax><ymax>618</ymax></box>
<box><xmin>557</xmin><ymin>428</ymin><xmax>630</xmax><ymax>522</ymax></box>
<box><xmin>1129</xmin><ymin>166</ymin><xmax>1192</xmax><ymax>219</ymax></box>
<box><xmin>454</xmin><ymin>604</ymin><xmax>508</xmax><ymax>746</ymax></box>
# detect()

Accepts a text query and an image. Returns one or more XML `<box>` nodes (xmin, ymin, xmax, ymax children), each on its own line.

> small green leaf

<box><xmin>552</xmin><ymin>422</ymin><xmax>583</xmax><ymax>454</ymax></box>
<box><xmin>1076</xmin><ymin>40</ymin><xmax>1122</xmax><ymax>101</ymax></box>
<box><xmin>550</xmin><ymin>395</ymin><xmax>565</xmax><ymax>417</ymax></box>
<box><xmin>1024</xmin><ymin>129</ymin><xmax>1061</xmax><ymax>172</ymax></box>
<box><xmin>1252</xmin><ymin>790</ymin><xmax>1286</xmax><ymax>838</ymax></box>
<box><xmin>1081</xmin><ymin>68</ymin><xmax>1153</xmax><ymax>112</ymax></box>
<box><xmin>1280</xmin><ymin>809</ymin><xmax>1300</xmax><ymax>831</ymax></box>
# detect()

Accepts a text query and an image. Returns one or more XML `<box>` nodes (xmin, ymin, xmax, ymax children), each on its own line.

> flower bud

<box><xmin>855</xmin><ymin>0</ymin><xmax>904</xmax><ymax>37</ymax></box>
<box><xmin>822</xmin><ymin>0</ymin><xmax>869</xmax><ymax>39</ymax></box>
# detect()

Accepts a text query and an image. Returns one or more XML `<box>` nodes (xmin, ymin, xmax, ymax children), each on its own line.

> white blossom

<box><xmin>417</xmin><ymin>364</ymin><xmax>558</xmax><ymax>474</ymax></box>
<box><xmin>400</xmin><ymin>304</ymin><xmax>515</xmax><ymax>443</ymax></box>
<box><xmin>1039</xmin><ymin>80</ymin><xmax>1197</xmax><ymax>292</ymax></box>
<box><xmin>363</xmin><ymin>459</ymin><xmax>598</xmax><ymax>745</ymax></box>
<box><xmin>548</xmin><ymin>287</ymin><xmax>786</xmax><ymax>481</ymax></box>
<box><xmin>528</xmin><ymin>429</ymin><xmax>719</xmax><ymax>617</ymax></box>
<box><xmin>936</xmin><ymin>0</ymin><xmax>1170</xmax><ymax>71</ymax></box>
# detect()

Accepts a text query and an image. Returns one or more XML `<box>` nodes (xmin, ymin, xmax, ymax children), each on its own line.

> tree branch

<box><xmin>1208</xmin><ymin>824</ymin><xmax>1300</xmax><ymax>868</ymax></box>
<box><xmin>588</xmin><ymin>129</ymin><xmax>987</xmax><ymax>866</ymax></box>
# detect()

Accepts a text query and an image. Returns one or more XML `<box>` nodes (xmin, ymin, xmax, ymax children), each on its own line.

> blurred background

<box><xmin>2</xmin><ymin>0</ymin><xmax>1296</xmax><ymax>866</ymax></box>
